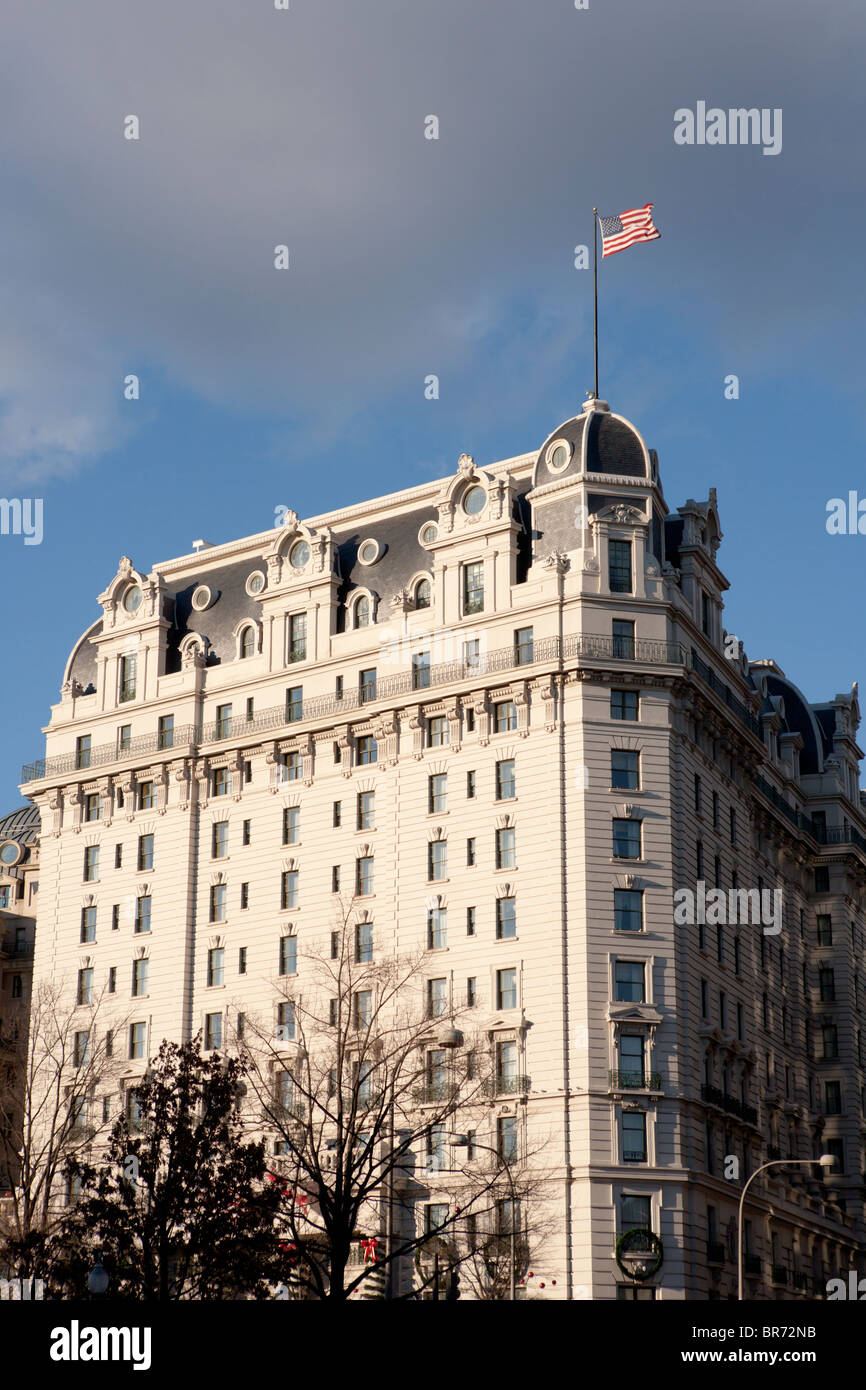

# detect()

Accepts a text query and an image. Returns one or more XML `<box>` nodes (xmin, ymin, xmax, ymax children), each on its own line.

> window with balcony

<box><xmin>412</xmin><ymin>651</ymin><xmax>431</xmax><ymax>690</ymax></box>
<box><xmin>157</xmin><ymin>714</ymin><xmax>174</xmax><ymax>751</ymax></box>
<box><xmin>514</xmin><ymin>627</ymin><xmax>534</xmax><ymax>666</ymax></box>
<box><xmin>612</xmin><ymin>619</ymin><xmax>635</xmax><ymax>659</ymax></box>
<box><xmin>285</xmin><ymin>686</ymin><xmax>304</xmax><ymax>723</ymax></box>
<box><xmin>618</xmin><ymin>1033</ymin><xmax>644</xmax><ymax>1086</ymax></box>
<box><xmin>609</xmin><ymin>541</ymin><xmax>632</xmax><ymax>594</ymax></box>
<box><xmin>76</xmin><ymin>735</ymin><xmax>92</xmax><ymax>771</ymax></box>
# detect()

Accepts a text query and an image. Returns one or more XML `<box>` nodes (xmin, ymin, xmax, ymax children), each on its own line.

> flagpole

<box><xmin>592</xmin><ymin>207</ymin><xmax>599</xmax><ymax>399</ymax></box>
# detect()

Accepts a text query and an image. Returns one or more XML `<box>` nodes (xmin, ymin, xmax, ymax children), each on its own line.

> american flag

<box><xmin>598</xmin><ymin>203</ymin><xmax>661</xmax><ymax>258</ymax></box>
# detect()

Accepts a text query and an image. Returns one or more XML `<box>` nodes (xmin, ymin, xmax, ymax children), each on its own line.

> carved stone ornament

<box><xmin>457</xmin><ymin>453</ymin><xmax>475</xmax><ymax>475</ymax></box>
<box><xmin>543</xmin><ymin>550</ymin><xmax>570</xmax><ymax>574</ymax></box>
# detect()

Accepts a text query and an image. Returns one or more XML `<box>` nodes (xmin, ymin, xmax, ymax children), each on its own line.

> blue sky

<box><xmin>1</xmin><ymin>0</ymin><xmax>865</xmax><ymax>805</ymax></box>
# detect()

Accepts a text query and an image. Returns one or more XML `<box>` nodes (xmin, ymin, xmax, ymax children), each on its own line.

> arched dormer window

<box><xmin>354</xmin><ymin>594</ymin><xmax>371</xmax><ymax>629</ymax></box>
<box><xmin>239</xmin><ymin>625</ymin><xmax>256</xmax><ymax>660</ymax></box>
<box><xmin>415</xmin><ymin>577</ymin><xmax>431</xmax><ymax>610</ymax></box>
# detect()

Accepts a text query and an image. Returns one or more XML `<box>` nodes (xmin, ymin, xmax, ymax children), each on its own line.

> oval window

<box><xmin>463</xmin><ymin>486</ymin><xmax>486</xmax><ymax>516</ymax></box>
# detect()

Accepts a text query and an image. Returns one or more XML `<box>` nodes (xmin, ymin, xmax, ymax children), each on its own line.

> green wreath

<box><xmin>615</xmin><ymin>1228</ymin><xmax>663</xmax><ymax>1281</ymax></box>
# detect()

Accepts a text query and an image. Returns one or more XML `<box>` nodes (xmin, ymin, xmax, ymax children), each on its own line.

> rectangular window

<box><xmin>83</xmin><ymin>845</ymin><xmax>100</xmax><ymax>882</ymax></box>
<box><xmin>466</xmin><ymin>770</ymin><xmax>476</xmax><ymax>798</ymax></box>
<box><xmin>428</xmin><ymin>715</ymin><xmax>449</xmax><ymax>748</ymax></box>
<box><xmin>463</xmin><ymin>561</ymin><xmax>484</xmax><ymax>615</ymax></box>
<box><xmin>816</xmin><ymin>915</ymin><xmax>833</xmax><ymax>945</ymax></box>
<box><xmin>497</xmin><ymin>1115</ymin><xmax>518</xmax><ymax>1163</ymax></box>
<box><xmin>279</xmin><ymin>935</ymin><xmax>298</xmax><ymax>976</ymax></box>
<box><xmin>819</xmin><ymin>967</ymin><xmax>835</xmax><ymax>1002</ymax></box>
<box><xmin>332</xmin><ymin>865</ymin><xmax>341</xmax><ymax>893</ymax></box>
<box><xmin>119</xmin><ymin>653</ymin><xmax>137</xmax><ymax>703</ymax></box>
<box><xmin>619</xmin><ymin>1033</ymin><xmax>644</xmax><ymax>1086</ymax></box>
<box><xmin>496</xmin><ymin>1040</ymin><xmax>517</xmax><ymax>1091</ymax></box>
<box><xmin>84</xmin><ymin>792</ymin><xmax>102</xmax><ymax>823</ymax></box>
<box><xmin>283</xmin><ymin>806</ymin><xmax>300</xmax><ymax>845</ymax></box>
<box><xmin>355</xmin><ymin>922</ymin><xmax>373</xmax><ymax>963</ymax></box>
<box><xmin>612</xmin><ymin>619</ymin><xmax>635</xmax><ymax>659</ymax></box>
<box><xmin>464</xmin><ymin>637</ymin><xmax>481</xmax><ymax>672</ymax></box>
<box><xmin>281</xmin><ymin>871</ymin><xmax>299</xmax><ymax>910</ymax></box>
<box><xmin>729</xmin><ymin>807</ymin><xmax>737</xmax><ymax>845</ymax></box>
<box><xmin>357</xmin><ymin>791</ymin><xmax>375</xmax><ymax>830</ymax></box>
<box><xmin>694</xmin><ymin>773</ymin><xmax>702</xmax><ymax>813</ymax></box>
<box><xmin>496</xmin><ymin>897</ymin><xmax>517</xmax><ymax>940</ymax></box>
<box><xmin>209</xmin><ymin>821</ymin><xmax>228</xmax><ymax>861</ymax></box>
<box><xmin>204</xmin><ymin>1013</ymin><xmax>223</xmax><ymax>1051</ymax></box>
<box><xmin>614</xmin><ymin>960</ymin><xmax>645</xmax><ymax>1003</ymax></box>
<box><xmin>495</xmin><ymin>701</ymin><xmax>517</xmax><ymax>734</ymax></box>
<box><xmin>427</xmin><ymin>978</ymin><xmax>448</xmax><ymax>1019</ymax></box>
<box><xmin>496</xmin><ymin>968</ymin><xmax>517</xmax><ymax>1011</ymax></box>
<box><xmin>359</xmin><ymin>668</ymin><xmax>377</xmax><ymax>704</ymax></box>
<box><xmin>238</xmin><ymin>947</ymin><xmax>247</xmax><ymax>975</ymax></box>
<box><xmin>80</xmin><ymin>906</ymin><xmax>97</xmax><ymax>943</ymax></box>
<box><xmin>495</xmin><ymin>827</ymin><xmax>516</xmax><ymax>869</ymax></box>
<box><xmin>242</xmin><ymin>819</ymin><xmax>251</xmax><ymax>846</ymax></box>
<box><xmin>333</xmin><ymin>801</ymin><xmax>342</xmax><ymax>828</ymax></box>
<box><xmin>356</xmin><ymin>735</ymin><xmax>377</xmax><ymax>766</ymax></box>
<box><xmin>354</xmin><ymin>990</ymin><xmax>373</xmax><ymax>1029</ymax></box>
<box><xmin>158</xmin><ymin>714</ymin><xmax>174</xmax><ymax>750</ymax></box>
<box><xmin>611</xmin><ymin>750</ymin><xmax>640</xmax><ymax>790</ymax></box>
<box><xmin>712</xmin><ymin>791</ymin><xmax>719</xmax><ymax>828</ymax></box>
<box><xmin>288</xmin><ymin>613</ymin><xmax>307</xmax><ymax>663</ymax></box>
<box><xmin>356</xmin><ymin>856</ymin><xmax>374</xmax><ymax>896</ymax></box>
<box><xmin>280</xmin><ymin>751</ymin><xmax>302</xmax><ymax>782</ymax></box>
<box><xmin>285</xmin><ymin>686</ymin><xmax>303</xmax><ymax>723</ymax></box>
<box><xmin>207</xmin><ymin>947</ymin><xmax>225</xmax><ymax>987</ymax></box>
<box><xmin>814</xmin><ymin>865</ymin><xmax>830</xmax><ymax>893</ymax></box>
<box><xmin>427</xmin><ymin>907</ymin><xmax>447</xmax><ymax>950</ymax></box>
<box><xmin>112</xmin><ymin>903</ymin><xmax>120</xmax><ymax>933</ymax></box>
<box><xmin>211</xmin><ymin>771</ymin><xmax>229</xmax><ymax>801</ymax></box>
<box><xmin>108</xmin><ymin>966</ymin><xmax>117</xmax><ymax>993</ymax></box>
<box><xmin>701</xmin><ymin>978</ymin><xmax>709</xmax><ymax>1017</ymax></box>
<box><xmin>825</xmin><ymin>1080</ymin><xmax>842</xmax><ymax>1115</ymax></box>
<box><xmin>611</xmin><ymin>689</ymin><xmax>639</xmax><ymax>721</ymax></box>
<box><xmin>215</xmin><ymin>703</ymin><xmax>233</xmax><ymax>740</ymax></box>
<box><xmin>76</xmin><ymin>735</ymin><xmax>92</xmax><ymax>771</ymax></box>
<box><xmin>209</xmin><ymin>884</ymin><xmax>226</xmax><ymax>923</ymax></box>
<box><xmin>427</xmin><ymin>841</ymin><xmax>447</xmax><ymax>881</ymax></box>
<box><xmin>696</xmin><ymin>840</ymin><xmax>703</xmax><ymax>880</ymax></box>
<box><xmin>466</xmin><ymin>837</ymin><xmax>476</xmax><ymax>866</ymax></box>
<box><xmin>822</xmin><ymin>1025</ymin><xmax>838</xmax><ymax>1060</ymax></box>
<box><xmin>137</xmin><ymin>833</ymin><xmax>154</xmax><ymax>871</ymax></box>
<box><xmin>609</xmin><ymin>541</ymin><xmax>632</xmax><ymax>594</ymax></box>
<box><xmin>622</xmin><ymin>1111</ymin><xmax>647</xmax><ymax>1162</ymax></box>
<box><xmin>613</xmin><ymin>818</ymin><xmax>641</xmax><ymax>859</ymax></box>
<box><xmin>495</xmin><ymin>759</ymin><xmax>516</xmax><ymax>800</ymax></box>
<box><xmin>702</xmin><ymin>591</ymin><xmax>710</xmax><ymax>635</ymax></box>
<box><xmin>412</xmin><ymin>651</ymin><xmax>431</xmax><ymax>690</ymax></box>
<box><xmin>429</xmin><ymin>773</ymin><xmax>447</xmax><ymax>814</ymax></box>
<box><xmin>118</xmin><ymin>724</ymin><xmax>132</xmax><ymax>754</ymax></box>
<box><xmin>737</xmin><ymin>1002</ymin><xmax>744</xmax><ymax>1040</ymax></box>
<box><xmin>614</xmin><ymin>888</ymin><xmax>643</xmax><ymax>932</ymax></box>
<box><xmin>129</xmin><ymin>1021</ymin><xmax>146</xmax><ymax>1059</ymax></box>
<box><xmin>466</xmin><ymin>976</ymin><xmax>477</xmax><ymax>1007</ymax></box>
<box><xmin>132</xmin><ymin>958</ymin><xmax>149</xmax><ymax>997</ymax></box>
<box><xmin>466</xmin><ymin>906</ymin><xmax>476</xmax><ymax>937</ymax></box>
<box><xmin>514</xmin><ymin>626</ymin><xmax>534</xmax><ymax>666</ymax></box>
<box><xmin>139</xmin><ymin>779</ymin><xmax>155</xmax><ymax>810</ymax></box>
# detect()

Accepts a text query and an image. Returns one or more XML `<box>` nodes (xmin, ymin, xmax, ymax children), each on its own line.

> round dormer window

<box><xmin>123</xmin><ymin>585</ymin><xmax>142</xmax><ymax>614</ymax></box>
<box><xmin>463</xmin><ymin>486</ymin><xmax>486</xmax><ymax>516</ymax></box>
<box><xmin>191</xmin><ymin>585</ymin><xmax>214</xmax><ymax>612</ymax></box>
<box><xmin>546</xmin><ymin>438</ymin><xmax>572</xmax><ymax>473</ymax></box>
<box><xmin>419</xmin><ymin>523</ymin><xmax>438</xmax><ymax>546</ymax></box>
<box><xmin>358</xmin><ymin>539</ymin><xmax>381</xmax><ymax>566</ymax></box>
<box><xmin>290</xmin><ymin>540</ymin><xmax>310</xmax><ymax>569</ymax></box>
<box><xmin>0</xmin><ymin>840</ymin><xmax>23</xmax><ymax>866</ymax></box>
<box><xmin>246</xmin><ymin>571</ymin><xmax>266</xmax><ymax>597</ymax></box>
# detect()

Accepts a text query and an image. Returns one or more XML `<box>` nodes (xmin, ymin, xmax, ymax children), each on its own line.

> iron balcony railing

<box><xmin>690</xmin><ymin>649</ymin><xmax>762</xmax><ymax>737</ymax></box>
<box><xmin>752</xmin><ymin>774</ymin><xmax>819</xmax><ymax>837</ymax></box>
<box><xmin>700</xmin><ymin>1083</ymin><xmax>758</xmax><ymax>1125</ymax></box>
<box><xmin>411</xmin><ymin>1082</ymin><xmax>460</xmax><ymax>1105</ymax></box>
<box><xmin>609</xmin><ymin>1070</ymin><xmax>662</xmax><ymax>1091</ymax></box>
<box><xmin>21</xmin><ymin>724</ymin><xmax>199</xmax><ymax>784</ymax></box>
<box><xmin>21</xmin><ymin>631</ymin><xmax>694</xmax><ymax>782</ymax></box>
<box><xmin>0</xmin><ymin>938</ymin><xmax>34</xmax><ymax>959</ymax></box>
<box><xmin>482</xmin><ymin>1075</ymin><xmax>531</xmax><ymax>1098</ymax></box>
<box><xmin>813</xmin><ymin>822</ymin><xmax>866</xmax><ymax>854</ymax></box>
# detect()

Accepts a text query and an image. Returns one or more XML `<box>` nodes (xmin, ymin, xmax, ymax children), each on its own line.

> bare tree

<box><xmin>234</xmin><ymin>904</ymin><xmax>546</xmax><ymax>1300</ymax></box>
<box><xmin>0</xmin><ymin>980</ymin><xmax>125</xmax><ymax>1279</ymax></box>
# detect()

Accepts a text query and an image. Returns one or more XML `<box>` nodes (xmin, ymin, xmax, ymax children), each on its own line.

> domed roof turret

<box><xmin>533</xmin><ymin>399</ymin><xmax>651</xmax><ymax>487</ymax></box>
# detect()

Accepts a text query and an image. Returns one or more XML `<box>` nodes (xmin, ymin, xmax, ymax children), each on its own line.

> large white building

<box><xmin>20</xmin><ymin>398</ymin><xmax>866</xmax><ymax>1297</ymax></box>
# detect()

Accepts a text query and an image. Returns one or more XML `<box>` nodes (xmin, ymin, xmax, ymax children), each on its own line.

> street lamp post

<box><xmin>737</xmin><ymin>1155</ymin><xmax>835</xmax><ymax>1300</ymax></box>
<box><xmin>448</xmin><ymin>1133</ymin><xmax>518</xmax><ymax>1301</ymax></box>
<box><xmin>87</xmin><ymin>1256</ymin><xmax>110</xmax><ymax>1298</ymax></box>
